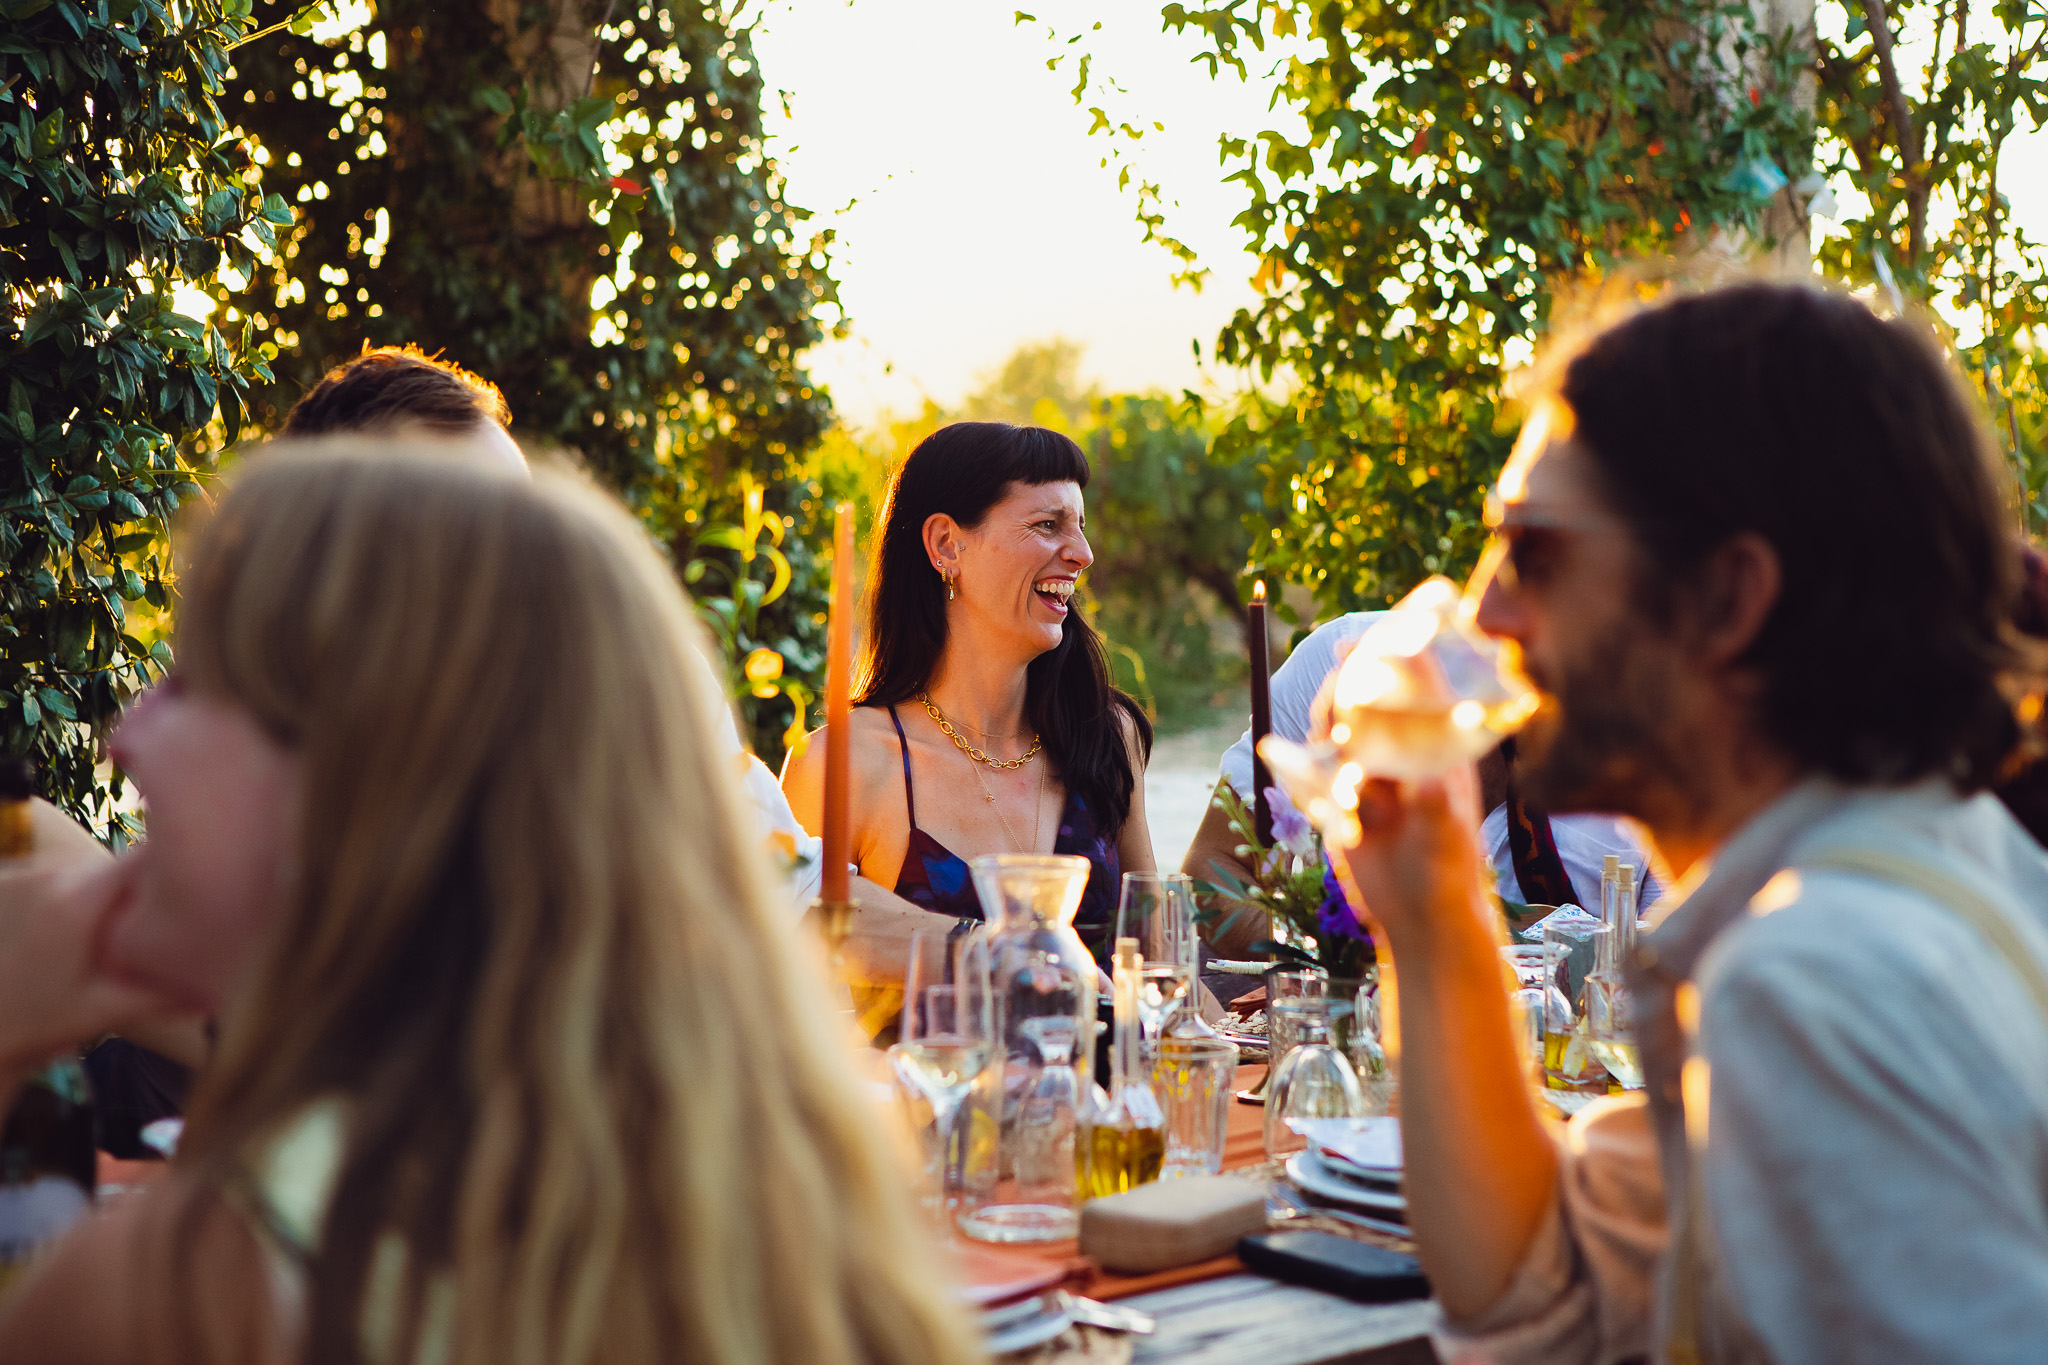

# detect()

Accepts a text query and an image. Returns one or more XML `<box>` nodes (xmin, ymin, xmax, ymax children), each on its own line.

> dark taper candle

<box><xmin>1249</xmin><ymin>579</ymin><xmax>1272</xmax><ymax>845</ymax></box>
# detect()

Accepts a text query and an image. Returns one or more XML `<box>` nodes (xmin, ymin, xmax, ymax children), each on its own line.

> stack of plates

<box><xmin>978</xmin><ymin>1293</ymin><xmax>1076</xmax><ymax>1355</ymax></box>
<box><xmin>1285</xmin><ymin>1149</ymin><xmax>1407</xmax><ymax>1222</ymax></box>
<box><xmin>1283</xmin><ymin>1116</ymin><xmax>1407</xmax><ymax>1226</ymax></box>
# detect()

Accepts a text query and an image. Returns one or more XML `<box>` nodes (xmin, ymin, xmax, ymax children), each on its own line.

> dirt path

<box><xmin>1142</xmin><ymin>720</ymin><xmax>1241</xmax><ymax>873</ymax></box>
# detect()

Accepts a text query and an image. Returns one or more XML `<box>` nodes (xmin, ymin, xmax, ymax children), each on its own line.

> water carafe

<box><xmin>958</xmin><ymin>854</ymin><xmax>1097</xmax><ymax>1244</ymax></box>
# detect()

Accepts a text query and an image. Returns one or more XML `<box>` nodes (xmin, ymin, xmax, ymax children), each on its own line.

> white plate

<box><xmin>1286</xmin><ymin>1151</ymin><xmax>1409</xmax><ymax>1217</ymax></box>
<box><xmin>982</xmin><ymin>1295</ymin><xmax>1076</xmax><ymax>1355</ymax></box>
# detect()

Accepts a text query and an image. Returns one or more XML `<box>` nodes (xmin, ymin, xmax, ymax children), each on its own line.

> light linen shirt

<box><xmin>1219</xmin><ymin>612</ymin><xmax>1660</xmax><ymax>907</ymax></box>
<box><xmin>713</xmin><ymin>699</ymin><xmax>823</xmax><ymax>915</ymax></box>
<box><xmin>1450</xmin><ymin>779</ymin><xmax>2048</xmax><ymax>1365</ymax></box>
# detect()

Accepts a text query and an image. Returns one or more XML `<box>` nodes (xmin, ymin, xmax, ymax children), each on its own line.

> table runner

<box><xmin>948</xmin><ymin>1065</ymin><xmax>1274</xmax><ymax>1302</ymax></box>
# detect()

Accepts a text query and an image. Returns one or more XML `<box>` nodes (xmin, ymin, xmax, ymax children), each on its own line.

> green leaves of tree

<box><xmin>1</xmin><ymin>0</ymin><xmax>282</xmax><ymax>836</ymax></box>
<box><xmin>1810</xmin><ymin>0</ymin><xmax>2048</xmax><ymax>532</ymax></box>
<box><xmin>1152</xmin><ymin>0</ymin><xmax>1807</xmax><ymax>613</ymax></box>
<box><xmin>223</xmin><ymin>0</ymin><xmax>842</xmax><ymax>760</ymax></box>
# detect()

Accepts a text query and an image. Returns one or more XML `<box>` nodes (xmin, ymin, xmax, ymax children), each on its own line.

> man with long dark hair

<box><xmin>1339</xmin><ymin>282</ymin><xmax>2048</xmax><ymax>1362</ymax></box>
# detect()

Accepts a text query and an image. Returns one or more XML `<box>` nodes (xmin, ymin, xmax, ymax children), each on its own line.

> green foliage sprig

<box><xmin>684</xmin><ymin>471</ymin><xmax>816</xmax><ymax>755</ymax></box>
<box><xmin>1</xmin><ymin>0</ymin><xmax>283</xmax><ymax>834</ymax></box>
<box><xmin>1196</xmin><ymin>782</ymin><xmax>1375</xmax><ymax>980</ymax></box>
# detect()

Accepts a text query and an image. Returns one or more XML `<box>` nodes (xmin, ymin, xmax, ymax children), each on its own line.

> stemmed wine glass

<box><xmin>890</xmin><ymin>930</ymin><xmax>994</xmax><ymax>1219</ymax></box>
<box><xmin>1115</xmin><ymin>871</ymin><xmax>1203</xmax><ymax>1050</ymax></box>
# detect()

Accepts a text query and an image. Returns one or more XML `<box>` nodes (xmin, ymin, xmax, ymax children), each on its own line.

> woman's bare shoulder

<box><xmin>0</xmin><ymin>1172</ymin><xmax>288</xmax><ymax>1365</ymax></box>
<box><xmin>784</xmin><ymin>707</ymin><xmax>904</xmax><ymax>776</ymax></box>
<box><xmin>1114</xmin><ymin>703</ymin><xmax>1151</xmax><ymax>772</ymax></box>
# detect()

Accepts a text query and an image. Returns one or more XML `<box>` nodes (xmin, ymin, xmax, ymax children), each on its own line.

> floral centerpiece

<box><xmin>1194</xmin><ymin>782</ymin><xmax>1375</xmax><ymax>982</ymax></box>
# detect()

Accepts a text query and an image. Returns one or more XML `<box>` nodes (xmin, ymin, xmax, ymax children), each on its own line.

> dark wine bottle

<box><xmin>0</xmin><ymin>760</ymin><xmax>97</xmax><ymax>1289</ymax></box>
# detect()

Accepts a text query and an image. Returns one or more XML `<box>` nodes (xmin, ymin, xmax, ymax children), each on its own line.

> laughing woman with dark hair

<box><xmin>783</xmin><ymin>422</ymin><xmax>1155</xmax><ymax>983</ymax></box>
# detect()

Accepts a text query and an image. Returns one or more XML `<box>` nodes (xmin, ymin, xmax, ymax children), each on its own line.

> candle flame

<box><xmin>1252</xmin><ymin>579</ymin><xmax>1267</xmax><ymax>603</ymax></box>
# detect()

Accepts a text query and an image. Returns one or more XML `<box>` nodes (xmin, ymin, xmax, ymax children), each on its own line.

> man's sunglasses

<box><xmin>1479</xmin><ymin>492</ymin><xmax>1629</xmax><ymax>596</ymax></box>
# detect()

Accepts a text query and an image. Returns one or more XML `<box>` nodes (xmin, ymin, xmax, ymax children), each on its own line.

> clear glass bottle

<box><xmin>1079</xmin><ymin>939</ymin><xmax>1166</xmax><ymax>1198</ymax></box>
<box><xmin>957</xmin><ymin>854</ymin><xmax>1097</xmax><ymax>1244</ymax></box>
<box><xmin>1584</xmin><ymin>864</ymin><xmax>1643</xmax><ymax>1090</ymax></box>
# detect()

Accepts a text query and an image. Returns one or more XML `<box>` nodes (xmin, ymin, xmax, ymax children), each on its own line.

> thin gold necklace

<box><xmin>919</xmin><ymin>692</ymin><xmax>1042</xmax><ymax>770</ymax></box>
<box><xmin>972</xmin><ymin>747</ymin><xmax>1045</xmax><ymax>852</ymax></box>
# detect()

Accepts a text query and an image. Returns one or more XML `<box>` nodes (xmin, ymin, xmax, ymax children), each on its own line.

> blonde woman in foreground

<box><xmin>0</xmin><ymin>442</ymin><xmax>980</xmax><ymax>1365</ymax></box>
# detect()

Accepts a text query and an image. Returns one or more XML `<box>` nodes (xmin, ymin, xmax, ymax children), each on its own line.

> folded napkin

<box><xmin>1290</xmin><ymin>1117</ymin><xmax>1403</xmax><ymax>1175</ymax></box>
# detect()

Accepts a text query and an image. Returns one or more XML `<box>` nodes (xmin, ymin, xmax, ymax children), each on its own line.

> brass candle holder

<box><xmin>809</xmin><ymin>897</ymin><xmax>858</xmax><ymax>969</ymax></box>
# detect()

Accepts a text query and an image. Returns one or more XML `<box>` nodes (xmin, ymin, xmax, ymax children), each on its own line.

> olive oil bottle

<box><xmin>1077</xmin><ymin>939</ymin><xmax>1165</xmax><ymax>1198</ymax></box>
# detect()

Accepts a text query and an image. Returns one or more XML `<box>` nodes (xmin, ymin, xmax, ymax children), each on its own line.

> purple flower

<box><xmin>1317</xmin><ymin>857</ymin><xmax>1371</xmax><ymax>944</ymax></box>
<box><xmin>1265</xmin><ymin>786</ymin><xmax>1315</xmax><ymax>857</ymax></box>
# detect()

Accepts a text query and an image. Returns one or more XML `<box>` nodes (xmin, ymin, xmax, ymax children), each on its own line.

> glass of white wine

<box><xmin>1584</xmin><ymin>972</ymin><xmax>1644</xmax><ymax>1090</ymax></box>
<box><xmin>1116</xmin><ymin>872</ymin><xmax>1200</xmax><ymax>1051</ymax></box>
<box><xmin>890</xmin><ymin>930</ymin><xmax>994</xmax><ymax>1219</ymax></box>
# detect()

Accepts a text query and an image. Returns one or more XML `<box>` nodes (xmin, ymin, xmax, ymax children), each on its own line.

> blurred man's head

<box><xmin>1475</xmin><ymin>282</ymin><xmax>2017</xmax><ymax>825</ymax></box>
<box><xmin>282</xmin><ymin>345</ymin><xmax>525</xmax><ymax>472</ymax></box>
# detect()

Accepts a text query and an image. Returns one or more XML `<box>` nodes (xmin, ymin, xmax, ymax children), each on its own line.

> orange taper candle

<box><xmin>821</xmin><ymin>501</ymin><xmax>855</xmax><ymax>903</ymax></box>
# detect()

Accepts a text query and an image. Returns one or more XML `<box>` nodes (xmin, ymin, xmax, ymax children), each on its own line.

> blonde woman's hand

<box><xmin>1333</xmin><ymin>767</ymin><xmax>1488</xmax><ymax>952</ymax></box>
<box><xmin>0</xmin><ymin>802</ymin><xmax>178</xmax><ymax>1078</ymax></box>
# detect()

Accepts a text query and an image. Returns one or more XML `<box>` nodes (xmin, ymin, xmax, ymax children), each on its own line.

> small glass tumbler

<box><xmin>1501</xmin><ymin>944</ymin><xmax>1574</xmax><ymax>1089</ymax></box>
<box><xmin>1152</xmin><ymin>1036</ymin><xmax>1239</xmax><ymax>1177</ymax></box>
<box><xmin>1264</xmin><ymin>1003</ymin><xmax>1364</xmax><ymax>1160</ymax></box>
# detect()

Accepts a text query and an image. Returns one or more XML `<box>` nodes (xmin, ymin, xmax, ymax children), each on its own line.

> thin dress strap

<box><xmin>887</xmin><ymin>705</ymin><xmax>918</xmax><ymax>826</ymax></box>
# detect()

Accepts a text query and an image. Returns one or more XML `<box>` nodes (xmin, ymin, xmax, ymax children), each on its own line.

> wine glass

<box><xmin>1263</xmin><ymin>999</ymin><xmax>1364</xmax><ymax>1161</ymax></box>
<box><xmin>890</xmin><ymin>930</ymin><xmax>994</xmax><ymax>1218</ymax></box>
<box><xmin>1116</xmin><ymin>872</ymin><xmax>1198</xmax><ymax>1049</ymax></box>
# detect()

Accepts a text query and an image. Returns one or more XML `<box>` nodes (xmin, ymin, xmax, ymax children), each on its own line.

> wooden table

<box><xmin>953</xmin><ymin>1066</ymin><xmax>1444</xmax><ymax>1364</ymax></box>
<box><xmin>1124</xmin><ymin>1275</ymin><xmax>1439</xmax><ymax>1365</ymax></box>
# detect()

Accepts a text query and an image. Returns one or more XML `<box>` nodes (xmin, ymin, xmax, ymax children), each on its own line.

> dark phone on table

<box><xmin>1237</xmin><ymin>1230</ymin><xmax>1431</xmax><ymax>1303</ymax></box>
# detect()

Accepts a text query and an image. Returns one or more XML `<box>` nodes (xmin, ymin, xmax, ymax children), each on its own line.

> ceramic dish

<box><xmin>982</xmin><ymin>1294</ymin><xmax>1077</xmax><ymax>1355</ymax></box>
<box><xmin>1286</xmin><ymin>1150</ymin><xmax>1409</xmax><ymax>1217</ymax></box>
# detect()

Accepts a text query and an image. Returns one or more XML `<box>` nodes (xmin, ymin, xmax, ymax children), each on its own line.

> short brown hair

<box><xmin>1561</xmin><ymin>282</ymin><xmax>2018</xmax><ymax>790</ymax></box>
<box><xmin>281</xmin><ymin>345</ymin><xmax>511</xmax><ymax>438</ymax></box>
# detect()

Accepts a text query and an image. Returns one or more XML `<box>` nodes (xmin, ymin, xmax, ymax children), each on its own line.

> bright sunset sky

<box><xmin>752</xmin><ymin>0</ymin><xmax>1282</xmax><ymax>425</ymax></box>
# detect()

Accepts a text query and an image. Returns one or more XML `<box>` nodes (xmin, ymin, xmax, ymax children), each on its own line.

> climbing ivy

<box><xmin>1</xmin><ymin>0</ymin><xmax>283</xmax><ymax>835</ymax></box>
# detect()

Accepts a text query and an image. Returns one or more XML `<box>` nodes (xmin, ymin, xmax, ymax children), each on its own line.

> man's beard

<box><xmin>1512</xmin><ymin>612</ymin><xmax>1688</xmax><ymax>818</ymax></box>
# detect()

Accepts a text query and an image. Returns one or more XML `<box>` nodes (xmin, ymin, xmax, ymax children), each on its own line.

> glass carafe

<box><xmin>957</xmin><ymin>854</ymin><xmax>1097</xmax><ymax>1244</ymax></box>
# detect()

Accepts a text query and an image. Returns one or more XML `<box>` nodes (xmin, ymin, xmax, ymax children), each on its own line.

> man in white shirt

<box><xmin>1186</xmin><ymin>613</ymin><xmax>1659</xmax><ymax>943</ymax></box>
<box><xmin>1335</xmin><ymin>282</ymin><xmax>2048</xmax><ymax>1363</ymax></box>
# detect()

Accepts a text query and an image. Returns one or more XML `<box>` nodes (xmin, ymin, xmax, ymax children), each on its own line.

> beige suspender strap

<box><xmin>1802</xmin><ymin>847</ymin><xmax>2048</xmax><ymax>1028</ymax></box>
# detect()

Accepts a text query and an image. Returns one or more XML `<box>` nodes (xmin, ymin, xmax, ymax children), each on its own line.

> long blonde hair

<box><xmin>173</xmin><ymin>440</ymin><xmax>978</xmax><ymax>1365</ymax></box>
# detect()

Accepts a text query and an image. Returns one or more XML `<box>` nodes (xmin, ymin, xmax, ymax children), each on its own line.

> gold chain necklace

<box><xmin>918</xmin><ymin>692</ymin><xmax>1043</xmax><ymax>770</ymax></box>
<box><xmin>971</xmin><ymin>743</ymin><xmax>1046</xmax><ymax>852</ymax></box>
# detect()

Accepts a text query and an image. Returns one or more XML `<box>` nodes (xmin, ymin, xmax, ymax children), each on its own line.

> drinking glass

<box><xmin>890</xmin><ymin>931</ymin><xmax>994</xmax><ymax>1219</ymax></box>
<box><xmin>1153</xmin><ymin>1036</ymin><xmax>1239</xmax><ymax>1177</ymax></box>
<box><xmin>1584</xmin><ymin>972</ymin><xmax>1644</xmax><ymax>1090</ymax></box>
<box><xmin>1267</xmin><ymin>975</ymin><xmax>1352</xmax><ymax>1071</ymax></box>
<box><xmin>1501</xmin><ymin>943</ymin><xmax>1574</xmax><ymax>1088</ymax></box>
<box><xmin>1116</xmin><ymin>872</ymin><xmax>1198</xmax><ymax>1050</ymax></box>
<box><xmin>1263</xmin><ymin>1006</ymin><xmax>1364</xmax><ymax>1161</ymax></box>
